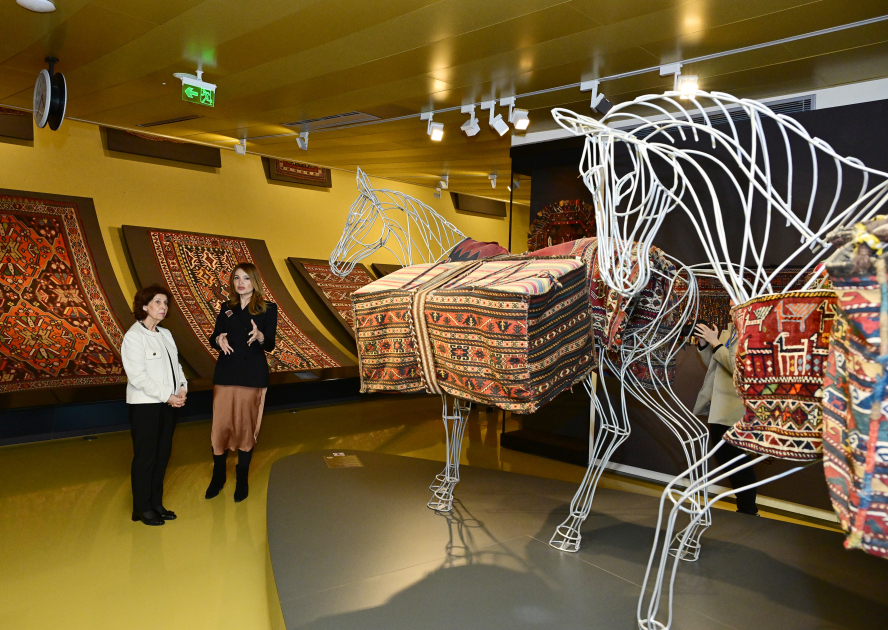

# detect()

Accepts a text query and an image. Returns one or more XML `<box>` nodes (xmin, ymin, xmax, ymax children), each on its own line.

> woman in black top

<box><xmin>205</xmin><ymin>262</ymin><xmax>277</xmax><ymax>502</ymax></box>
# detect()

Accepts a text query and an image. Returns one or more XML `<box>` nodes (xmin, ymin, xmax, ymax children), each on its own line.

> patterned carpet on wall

<box><xmin>289</xmin><ymin>258</ymin><xmax>375</xmax><ymax>340</ymax></box>
<box><xmin>122</xmin><ymin>227</ymin><xmax>353</xmax><ymax>378</ymax></box>
<box><xmin>0</xmin><ymin>192</ymin><xmax>131</xmax><ymax>393</ymax></box>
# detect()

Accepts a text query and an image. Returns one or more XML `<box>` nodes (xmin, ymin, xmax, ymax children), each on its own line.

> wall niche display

<box><xmin>527</xmin><ymin>199</ymin><xmax>595</xmax><ymax>252</ymax></box>
<box><xmin>262</xmin><ymin>157</ymin><xmax>332</xmax><ymax>188</ymax></box>
<box><xmin>105</xmin><ymin>127</ymin><xmax>222</xmax><ymax>168</ymax></box>
<box><xmin>0</xmin><ymin>190</ymin><xmax>131</xmax><ymax>393</ymax></box>
<box><xmin>288</xmin><ymin>258</ymin><xmax>374</xmax><ymax>340</ymax></box>
<box><xmin>0</xmin><ymin>107</ymin><xmax>33</xmax><ymax>141</ymax></box>
<box><xmin>122</xmin><ymin>226</ymin><xmax>354</xmax><ymax>377</ymax></box>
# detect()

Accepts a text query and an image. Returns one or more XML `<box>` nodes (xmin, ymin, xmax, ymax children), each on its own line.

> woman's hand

<box><xmin>247</xmin><ymin>319</ymin><xmax>264</xmax><ymax>346</ymax></box>
<box><xmin>166</xmin><ymin>393</ymin><xmax>185</xmax><ymax>407</ymax></box>
<box><xmin>694</xmin><ymin>323</ymin><xmax>720</xmax><ymax>348</ymax></box>
<box><xmin>217</xmin><ymin>333</ymin><xmax>233</xmax><ymax>355</ymax></box>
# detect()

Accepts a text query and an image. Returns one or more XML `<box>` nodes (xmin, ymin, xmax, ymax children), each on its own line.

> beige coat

<box><xmin>693</xmin><ymin>325</ymin><xmax>745</xmax><ymax>426</ymax></box>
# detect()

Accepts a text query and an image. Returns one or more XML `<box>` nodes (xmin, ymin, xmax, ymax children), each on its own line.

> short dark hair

<box><xmin>132</xmin><ymin>285</ymin><xmax>173</xmax><ymax>321</ymax></box>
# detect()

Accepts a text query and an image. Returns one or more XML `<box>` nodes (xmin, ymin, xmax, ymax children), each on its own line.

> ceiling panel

<box><xmin>0</xmin><ymin>0</ymin><xmax>886</xmax><ymax>205</ymax></box>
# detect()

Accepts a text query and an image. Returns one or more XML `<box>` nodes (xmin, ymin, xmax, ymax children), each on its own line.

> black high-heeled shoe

<box><xmin>132</xmin><ymin>510</ymin><xmax>164</xmax><ymax>526</ymax></box>
<box><xmin>153</xmin><ymin>506</ymin><xmax>177</xmax><ymax>520</ymax></box>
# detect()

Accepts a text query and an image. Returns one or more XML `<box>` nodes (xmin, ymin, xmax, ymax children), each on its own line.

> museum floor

<box><xmin>0</xmin><ymin>395</ymin><xmax>843</xmax><ymax>630</ymax></box>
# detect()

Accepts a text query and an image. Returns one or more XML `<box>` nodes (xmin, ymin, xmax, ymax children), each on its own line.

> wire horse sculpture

<box><xmin>552</xmin><ymin>88</ymin><xmax>888</xmax><ymax>630</ymax></box>
<box><xmin>329</xmin><ymin>167</ymin><xmax>465</xmax><ymax>278</ymax></box>
<box><xmin>330</xmin><ymin>169</ymin><xmax>471</xmax><ymax>512</ymax></box>
<box><xmin>550</xmin><ymin>256</ymin><xmax>711</xmax><ymax>560</ymax></box>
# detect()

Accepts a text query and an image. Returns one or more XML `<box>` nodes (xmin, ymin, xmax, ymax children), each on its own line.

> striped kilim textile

<box><xmin>724</xmin><ymin>290</ymin><xmax>838</xmax><ymax>460</ymax></box>
<box><xmin>821</xmin><ymin>273</ymin><xmax>888</xmax><ymax>558</ymax></box>
<box><xmin>353</xmin><ymin>258</ymin><xmax>595</xmax><ymax>413</ymax></box>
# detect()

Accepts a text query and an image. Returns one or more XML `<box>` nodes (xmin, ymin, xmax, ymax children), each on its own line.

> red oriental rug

<box><xmin>289</xmin><ymin>258</ymin><xmax>375</xmax><ymax>339</ymax></box>
<box><xmin>0</xmin><ymin>192</ymin><xmax>129</xmax><ymax>393</ymax></box>
<box><xmin>725</xmin><ymin>290</ymin><xmax>838</xmax><ymax>461</ymax></box>
<box><xmin>123</xmin><ymin>226</ymin><xmax>352</xmax><ymax>377</ymax></box>
<box><xmin>527</xmin><ymin>200</ymin><xmax>596</xmax><ymax>252</ymax></box>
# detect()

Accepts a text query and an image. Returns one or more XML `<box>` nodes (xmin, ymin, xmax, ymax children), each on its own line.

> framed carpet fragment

<box><xmin>105</xmin><ymin>127</ymin><xmax>222</xmax><ymax>168</ymax></box>
<box><xmin>122</xmin><ymin>226</ymin><xmax>353</xmax><ymax>378</ymax></box>
<box><xmin>288</xmin><ymin>258</ymin><xmax>374</xmax><ymax>340</ymax></box>
<box><xmin>0</xmin><ymin>189</ymin><xmax>132</xmax><ymax>394</ymax></box>
<box><xmin>262</xmin><ymin>158</ymin><xmax>332</xmax><ymax>188</ymax></box>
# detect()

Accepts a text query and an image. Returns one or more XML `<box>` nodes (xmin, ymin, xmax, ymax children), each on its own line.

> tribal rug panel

<box><xmin>298</xmin><ymin>260</ymin><xmax>373</xmax><ymax>329</ymax></box>
<box><xmin>353</xmin><ymin>262</ymin><xmax>467</xmax><ymax>393</ymax></box>
<box><xmin>148</xmin><ymin>231</ymin><xmax>341</xmax><ymax>371</ymax></box>
<box><xmin>821</xmin><ymin>275</ymin><xmax>888</xmax><ymax>559</ymax></box>
<box><xmin>0</xmin><ymin>196</ymin><xmax>127</xmax><ymax>392</ymax></box>
<box><xmin>445</xmin><ymin>237</ymin><xmax>510</xmax><ymax>262</ymax></box>
<box><xmin>532</xmin><ymin>237</ymin><xmax>678</xmax><ymax>388</ymax></box>
<box><xmin>527</xmin><ymin>200</ymin><xmax>596</xmax><ymax>252</ymax></box>
<box><xmin>424</xmin><ymin>259</ymin><xmax>595</xmax><ymax>413</ymax></box>
<box><xmin>724</xmin><ymin>290</ymin><xmax>838</xmax><ymax>461</ymax></box>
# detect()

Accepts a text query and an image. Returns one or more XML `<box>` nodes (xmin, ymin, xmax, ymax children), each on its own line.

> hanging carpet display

<box><xmin>822</xmin><ymin>218</ymin><xmax>888</xmax><ymax>559</ymax></box>
<box><xmin>724</xmin><ymin>290</ymin><xmax>838</xmax><ymax>461</ymax></box>
<box><xmin>123</xmin><ymin>226</ymin><xmax>353</xmax><ymax>378</ymax></box>
<box><xmin>352</xmin><ymin>257</ymin><xmax>595</xmax><ymax>413</ymax></box>
<box><xmin>288</xmin><ymin>258</ymin><xmax>374</xmax><ymax>340</ymax></box>
<box><xmin>527</xmin><ymin>200</ymin><xmax>596</xmax><ymax>252</ymax></box>
<box><xmin>0</xmin><ymin>191</ymin><xmax>131</xmax><ymax>393</ymax></box>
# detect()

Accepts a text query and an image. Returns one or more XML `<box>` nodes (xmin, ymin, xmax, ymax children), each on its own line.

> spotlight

<box><xmin>296</xmin><ymin>131</ymin><xmax>309</xmax><ymax>150</ymax></box>
<box><xmin>489</xmin><ymin>173</ymin><xmax>497</xmax><ymax>189</ymax></box>
<box><xmin>17</xmin><ymin>0</ymin><xmax>56</xmax><ymax>12</ymax></box>
<box><xmin>434</xmin><ymin>187</ymin><xmax>442</xmax><ymax>199</ymax></box>
<box><xmin>421</xmin><ymin>112</ymin><xmax>443</xmax><ymax>141</ymax></box>
<box><xmin>501</xmin><ymin>97</ymin><xmax>530</xmax><ymax>131</ymax></box>
<box><xmin>439</xmin><ymin>175</ymin><xmax>449</xmax><ymax>190</ymax></box>
<box><xmin>460</xmin><ymin>105</ymin><xmax>480</xmax><ymax>136</ymax></box>
<box><xmin>678</xmin><ymin>75</ymin><xmax>699</xmax><ymax>99</ymax></box>
<box><xmin>580</xmin><ymin>80</ymin><xmax>613</xmax><ymax>115</ymax></box>
<box><xmin>481</xmin><ymin>100</ymin><xmax>509</xmax><ymax>136</ymax></box>
<box><xmin>234</xmin><ymin>139</ymin><xmax>247</xmax><ymax>155</ymax></box>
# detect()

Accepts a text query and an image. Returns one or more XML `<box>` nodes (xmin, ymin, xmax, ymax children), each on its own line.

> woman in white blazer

<box><xmin>121</xmin><ymin>285</ymin><xmax>188</xmax><ymax>526</ymax></box>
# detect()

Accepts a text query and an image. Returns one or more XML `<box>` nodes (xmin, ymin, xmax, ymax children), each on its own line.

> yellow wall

<box><xmin>0</xmin><ymin>119</ymin><xmax>529</xmax><ymax>360</ymax></box>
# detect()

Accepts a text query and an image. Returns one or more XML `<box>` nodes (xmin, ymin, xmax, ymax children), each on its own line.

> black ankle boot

<box><xmin>234</xmin><ymin>449</ymin><xmax>253</xmax><ymax>503</ymax></box>
<box><xmin>205</xmin><ymin>452</ymin><xmax>227</xmax><ymax>499</ymax></box>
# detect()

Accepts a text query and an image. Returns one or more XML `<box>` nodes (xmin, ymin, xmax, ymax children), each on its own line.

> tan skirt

<box><xmin>211</xmin><ymin>385</ymin><xmax>267</xmax><ymax>455</ymax></box>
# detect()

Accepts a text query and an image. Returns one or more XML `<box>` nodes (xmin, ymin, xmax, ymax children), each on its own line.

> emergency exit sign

<box><xmin>182</xmin><ymin>84</ymin><xmax>215</xmax><ymax>107</ymax></box>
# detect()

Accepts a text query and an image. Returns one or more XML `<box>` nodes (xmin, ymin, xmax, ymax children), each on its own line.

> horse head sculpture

<box><xmin>330</xmin><ymin>168</ymin><xmax>465</xmax><ymax>277</ymax></box>
<box><xmin>553</xmin><ymin>90</ymin><xmax>888</xmax><ymax>303</ymax></box>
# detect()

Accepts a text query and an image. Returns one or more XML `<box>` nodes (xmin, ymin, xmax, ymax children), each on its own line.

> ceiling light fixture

<box><xmin>296</xmin><ymin>131</ymin><xmax>309</xmax><ymax>150</ymax></box>
<box><xmin>481</xmin><ymin>101</ymin><xmax>509</xmax><ymax>136</ymax></box>
<box><xmin>420</xmin><ymin>112</ymin><xmax>444</xmax><ymax>141</ymax></box>
<box><xmin>579</xmin><ymin>80</ymin><xmax>613</xmax><ymax>115</ymax></box>
<box><xmin>434</xmin><ymin>187</ymin><xmax>442</xmax><ymax>199</ymax></box>
<box><xmin>677</xmin><ymin>74</ymin><xmax>699</xmax><ymax>99</ymax></box>
<box><xmin>489</xmin><ymin>173</ymin><xmax>497</xmax><ymax>189</ymax></box>
<box><xmin>234</xmin><ymin>139</ymin><xmax>247</xmax><ymax>155</ymax></box>
<box><xmin>460</xmin><ymin>105</ymin><xmax>480</xmax><ymax>136</ymax></box>
<box><xmin>500</xmin><ymin>97</ymin><xmax>530</xmax><ymax>131</ymax></box>
<box><xmin>17</xmin><ymin>0</ymin><xmax>56</xmax><ymax>12</ymax></box>
<box><xmin>439</xmin><ymin>175</ymin><xmax>449</xmax><ymax>190</ymax></box>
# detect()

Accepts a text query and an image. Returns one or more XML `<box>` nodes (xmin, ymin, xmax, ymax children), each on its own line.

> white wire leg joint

<box><xmin>428</xmin><ymin>394</ymin><xmax>471</xmax><ymax>512</ymax></box>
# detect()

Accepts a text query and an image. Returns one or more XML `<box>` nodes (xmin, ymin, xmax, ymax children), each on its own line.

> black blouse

<box><xmin>208</xmin><ymin>301</ymin><xmax>278</xmax><ymax>388</ymax></box>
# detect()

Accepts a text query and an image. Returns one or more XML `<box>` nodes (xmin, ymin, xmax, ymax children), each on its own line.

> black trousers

<box><xmin>129</xmin><ymin>403</ymin><xmax>176</xmax><ymax>513</ymax></box>
<box><xmin>710</xmin><ymin>424</ymin><xmax>758</xmax><ymax>514</ymax></box>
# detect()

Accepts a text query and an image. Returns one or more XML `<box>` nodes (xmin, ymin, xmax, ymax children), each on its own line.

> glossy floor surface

<box><xmin>0</xmin><ymin>395</ymin><xmax>848</xmax><ymax>629</ymax></box>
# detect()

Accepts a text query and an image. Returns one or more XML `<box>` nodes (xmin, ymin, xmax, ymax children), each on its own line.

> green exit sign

<box><xmin>182</xmin><ymin>84</ymin><xmax>215</xmax><ymax>107</ymax></box>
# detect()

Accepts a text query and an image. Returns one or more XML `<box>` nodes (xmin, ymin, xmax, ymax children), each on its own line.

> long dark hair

<box><xmin>227</xmin><ymin>262</ymin><xmax>268</xmax><ymax>315</ymax></box>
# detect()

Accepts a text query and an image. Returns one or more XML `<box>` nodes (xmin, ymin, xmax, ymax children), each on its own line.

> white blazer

<box><xmin>121</xmin><ymin>321</ymin><xmax>188</xmax><ymax>405</ymax></box>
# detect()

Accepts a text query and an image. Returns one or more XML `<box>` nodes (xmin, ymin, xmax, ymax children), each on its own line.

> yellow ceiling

<box><xmin>2</xmin><ymin>0</ymin><xmax>888</xmax><ymax>204</ymax></box>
